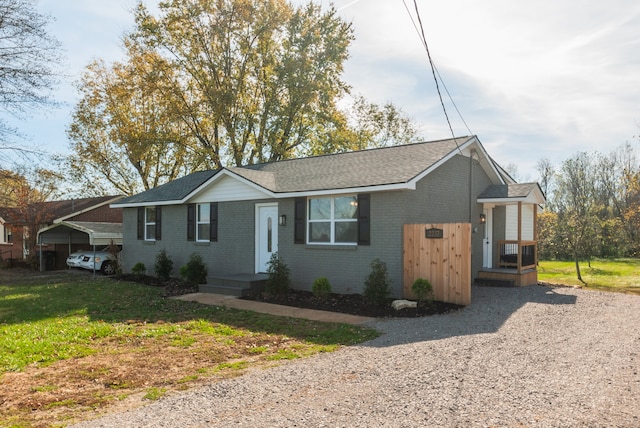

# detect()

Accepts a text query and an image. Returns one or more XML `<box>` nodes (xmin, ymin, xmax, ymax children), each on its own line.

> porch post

<box><xmin>534</xmin><ymin>204</ymin><xmax>538</xmax><ymax>266</ymax></box>
<box><xmin>517</xmin><ymin>201</ymin><xmax>522</xmax><ymax>274</ymax></box>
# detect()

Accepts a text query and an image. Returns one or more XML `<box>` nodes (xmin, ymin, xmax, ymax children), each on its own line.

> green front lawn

<box><xmin>538</xmin><ymin>258</ymin><xmax>640</xmax><ymax>294</ymax></box>
<box><xmin>0</xmin><ymin>270</ymin><xmax>379</xmax><ymax>427</ymax></box>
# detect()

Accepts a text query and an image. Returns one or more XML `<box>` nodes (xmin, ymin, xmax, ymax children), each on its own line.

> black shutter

<box><xmin>357</xmin><ymin>194</ymin><xmax>370</xmax><ymax>246</ymax></box>
<box><xmin>137</xmin><ymin>207</ymin><xmax>144</xmax><ymax>240</ymax></box>
<box><xmin>210</xmin><ymin>202</ymin><xmax>218</xmax><ymax>242</ymax></box>
<box><xmin>294</xmin><ymin>197</ymin><xmax>306</xmax><ymax>244</ymax></box>
<box><xmin>155</xmin><ymin>206</ymin><xmax>162</xmax><ymax>241</ymax></box>
<box><xmin>187</xmin><ymin>204</ymin><xmax>195</xmax><ymax>241</ymax></box>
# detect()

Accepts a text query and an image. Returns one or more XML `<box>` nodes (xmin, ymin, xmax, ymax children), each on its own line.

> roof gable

<box><xmin>189</xmin><ymin>173</ymin><xmax>271</xmax><ymax>203</ymax></box>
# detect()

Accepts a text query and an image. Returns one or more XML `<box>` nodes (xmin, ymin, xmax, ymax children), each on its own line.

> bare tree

<box><xmin>536</xmin><ymin>158</ymin><xmax>554</xmax><ymax>201</ymax></box>
<box><xmin>0</xmin><ymin>0</ymin><xmax>62</xmax><ymax>163</ymax></box>
<box><xmin>553</xmin><ymin>153</ymin><xmax>598</xmax><ymax>283</ymax></box>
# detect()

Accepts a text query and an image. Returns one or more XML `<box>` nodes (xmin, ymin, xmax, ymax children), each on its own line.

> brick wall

<box><xmin>120</xmin><ymin>154</ymin><xmax>493</xmax><ymax>298</ymax></box>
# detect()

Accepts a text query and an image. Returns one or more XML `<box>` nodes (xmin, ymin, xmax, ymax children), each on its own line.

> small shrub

<box><xmin>180</xmin><ymin>253</ymin><xmax>208</xmax><ymax>285</ymax></box>
<box><xmin>412</xmin><ymin>277</ymin><xmax>434</xmax><ymax>304</ymax></box>
<box><xmin>131</xmin><ymin>262</ymin><xmax>146</xmax><ymax>276</ymax></box>
<box><xmin>154</xmin><ymin>249</ymin><xmax>173</xmax><ymax>281</ymax></box>
<box><xmin>363</xmin><ymin>258</ymin><xmax>391</xmax><ymax>307</ymax></box>
<box><xmin>312</xmin><ymin>277</ymin><xmax>332</xmax><ymax>298</ymax></box>
<box><xmin>265</xmin><ymin>252</ymin><xmax>290</xmax><ymax>295</ymax></box>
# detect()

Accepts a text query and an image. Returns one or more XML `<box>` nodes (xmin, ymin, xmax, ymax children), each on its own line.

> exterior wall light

<box><xmin>479</xmin><ymin>214</ymin><xmax>486</xmax><ymax>224</ymax></box>
<box><xmin>279</xmin><ymin>215</ymin><xmax>286</xmax><ymax>226</ymax></box>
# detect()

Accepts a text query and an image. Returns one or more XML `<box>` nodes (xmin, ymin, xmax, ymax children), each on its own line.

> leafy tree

<box><xmin>130</xmin><ymin>0</ymin><xmax>354</xmax><ymax>167</ymax></box>
<box><xmin>0</xmin><ymin>167</ymin><xmax>61</xmax><ymax>207</ymax></box>
<box><xmin>66</xmin><ymin>39</ymin><xmax>203</xmax><ymax>196</ymax></box>
<box><xmin>0</xmin><ymin>0</ymin><xmax>61</xmax><ymax>163</ymax></box>
<box><xmin>622</xmin><ymin>168</ymin><xmax>640</xmax><ymax>255</ymax></box>
<box><xmin>308</xmin><ymin>95</ymin><xmax>420</xmax><ymax>155</ymax></box>
<box><xmin>66</xmin><ymin>0</ymin><xmax>423</xmax><ymax>192</ymax></box>
<box><xmin>0</xmin><ymin>167</ymin><xmax>63</xmax><ymax>268</ymax></box>
<box><xmin>536</xmin><ymin>135</ymin><xmax>640</xmax><ymax>264</ymax></box>
<box><xmin>552</xmin><ymin>153</ymin><xmax>599</xmax><ymax>282</ymax></box>
<box><xmin>537</xmin><ymin>210</ymin><xmax>562</xmax><ymax>260</ymax></box>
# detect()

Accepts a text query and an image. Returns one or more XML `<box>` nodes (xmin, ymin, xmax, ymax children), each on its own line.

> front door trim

<box><xmin>255</xmin><ymin>202</ymin><xmax>278</xmax><ymax>273</ymax></box>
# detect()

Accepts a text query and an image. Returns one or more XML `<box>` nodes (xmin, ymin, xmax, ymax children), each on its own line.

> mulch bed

<box><xmin>112</xmin><ymin>274</ymin><xmax>462</xmax><ymax>318</ymax></box>
<box><xmin>242</xmin><ymin>290</ymin><xmax>463</xmax><ymax>318</ymax></box>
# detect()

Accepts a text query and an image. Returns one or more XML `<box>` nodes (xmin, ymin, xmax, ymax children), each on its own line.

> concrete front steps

<box><xmin>199</xmin><ymin>273</ymin><xmax>268</xmax><ymax>297</ymax></box>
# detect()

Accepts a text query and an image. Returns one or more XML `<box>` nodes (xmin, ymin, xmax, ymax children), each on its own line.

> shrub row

<box><xmin>134</xmin><ymin>251</ymin><xmax>434</xmax><ymax>305</ymax></box>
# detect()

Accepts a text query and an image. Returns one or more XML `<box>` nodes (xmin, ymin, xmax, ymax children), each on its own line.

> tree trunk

<box><xmin>574</xmin><ymin>252</ymin><xmax>585</xmax><ymax>284</ymax></box>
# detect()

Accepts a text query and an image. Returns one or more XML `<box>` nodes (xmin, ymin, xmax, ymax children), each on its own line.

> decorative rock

<box><xmin>391</xmin><ymin>299</ymin><xmax>417</xmax><ymax>310</ymax></box>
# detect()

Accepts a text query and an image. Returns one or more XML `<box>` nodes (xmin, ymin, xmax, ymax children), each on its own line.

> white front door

<box><xmin>256</xmin><ymin>204</ymin><xmax>278</xmax><ymax>273</ymax></box>
<box><xmin>482</xmin><ymin>206</ymin><xmax>493</xmax><ymax>268</ymax></box>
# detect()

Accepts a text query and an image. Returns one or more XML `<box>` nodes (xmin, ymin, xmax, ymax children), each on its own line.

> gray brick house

<box><xmin>112</xmin><ymin>136</ymin><xmax>545</xmax><ymax>298</ymax></box>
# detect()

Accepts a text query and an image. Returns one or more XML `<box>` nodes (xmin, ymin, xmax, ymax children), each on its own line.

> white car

<box><xmin>67</xmin><ymin>248</ymin><xmax>120</xmax><ymax>275</ymax></box>
<box><xmin>66</xmin><ymin>251</ymin><xmax>87</xmax><ymax>268</ymax></box>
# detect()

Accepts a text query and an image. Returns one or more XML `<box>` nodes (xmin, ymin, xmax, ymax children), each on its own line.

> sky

<box><xmin>12</xmin><ymin>0</ymin><xmax>640</xmax><ymax>181</ymax></box>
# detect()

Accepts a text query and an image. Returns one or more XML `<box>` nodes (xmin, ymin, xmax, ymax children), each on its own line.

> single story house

<box><xmin>112</xmin><ymin>136</ymin><xmax>545</xmax><ymax>302</ymax></box>
<box><xmin>0</xmin><ymin>196</ymin><xmax>123</xmax><ymax>270</ymax></box>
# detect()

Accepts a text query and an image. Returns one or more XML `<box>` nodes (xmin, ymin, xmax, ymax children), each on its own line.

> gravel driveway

<box><xmin>75</xmin><ymin>285</ymin><xmax>640</xmax><ymax>427</ymax></box>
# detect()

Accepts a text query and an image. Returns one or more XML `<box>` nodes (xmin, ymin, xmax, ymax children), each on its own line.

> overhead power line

<box><xmin>402</xmin><ymin>0</ymin><xmax>473</xmax><ymax>142</ymax></box>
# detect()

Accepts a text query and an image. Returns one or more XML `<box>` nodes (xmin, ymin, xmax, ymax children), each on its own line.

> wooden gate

<box><xmin>403</xmin><ymin>223</ymin><xmax>471</xmax><ymax>306</ymax></box>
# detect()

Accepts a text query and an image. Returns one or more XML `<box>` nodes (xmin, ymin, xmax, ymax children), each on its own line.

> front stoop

<box><xmin>200</xmin><ymin>273</ymin><xmax>268</xmax><ymax>297</ymax></box>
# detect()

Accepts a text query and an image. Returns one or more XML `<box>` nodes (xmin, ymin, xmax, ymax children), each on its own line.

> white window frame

<box><xmin>307</xmin><ymin>195</ymin><xmax>358</xmax><ymax>245</ymax></box>
<box><xmin>1</xmin><ymin>223</ymin><xmax>10</xmax><ymax>244</ymax></box>
<box><xmin>196</xmin><ymin>203</ymin><xmax>210</xmax><ymax>242</ymax></box>
<box><xmin>145</xmin><ymin>207</ymin><xmax>156</xmax><ymax>241</ymax></box>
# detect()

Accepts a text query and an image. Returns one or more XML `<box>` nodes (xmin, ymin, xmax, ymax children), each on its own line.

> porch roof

<box><xmin>477</xmin><ymin>183</ymin><xmax>546</xmax><ymax>205</ymax></box>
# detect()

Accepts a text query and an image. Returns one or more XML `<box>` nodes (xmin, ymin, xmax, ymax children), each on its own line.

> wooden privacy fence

<box><xmin>403</xmin><ymin>223</ymin><xmax>471</xmax><ymax>306</ymax></box>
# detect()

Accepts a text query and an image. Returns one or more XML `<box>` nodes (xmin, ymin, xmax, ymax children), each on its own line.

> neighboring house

<box><xmin>0</xmin><ymin>196</ymin><xmax>123</xmax><ymax>270</ymax></box>
<box><xmin>112</xmin><ymin>136</ymin><xmax>545</xmax><ymax>300</ymax></box>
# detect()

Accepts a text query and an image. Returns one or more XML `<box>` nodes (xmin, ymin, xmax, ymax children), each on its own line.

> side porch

<box><xmin>477</xmin><ymin>239</ymin><xmax>538</xmax><ymax>287</ymax></box>
<box><xmin>476</xmin><ymin>183</ymin><xmax>545</xmax><ymax>287</ymax></box>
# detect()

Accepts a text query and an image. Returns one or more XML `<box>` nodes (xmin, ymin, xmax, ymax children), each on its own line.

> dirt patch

<box><xmin>0</xmin><ymin>269</ymin><xmax>367</xmax><ymax>427</ymax></box>
<box><xmin>0</xmin><ymin>319</ymin><xmax>311</xmax><ymax>427</ymax></box>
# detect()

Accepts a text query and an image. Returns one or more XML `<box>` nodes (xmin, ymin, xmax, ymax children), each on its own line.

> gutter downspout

<box><xmin>469</xmin><ymin>149</ymin><xmax>478</xmax><ymax>224</ymax></box>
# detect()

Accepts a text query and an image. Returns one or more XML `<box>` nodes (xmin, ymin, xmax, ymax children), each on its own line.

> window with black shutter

<box><xmin>357</xmin><ymin>193</ymin><xmax>370</xmax><ymax>245</ymax></box>
<box><xmin>137</xmin><ymin>207</ymin><xmax>144</xmax><ymax>240</ymax></box>
<box><xmin>209</xmin><ymin>202</ymin><xmax>218</xmax><ymax>242</ymax></box>
<box><xmin>155</xmin><ymin>206</ymin><xmax>162</xmax><ymax>240</ymax></box>
<box><xmin>294</xmin><ymin>197</ymin><xmax>306</xmax><ymax>244</ymax></box>
<box><xmin>187</xmin><ymin>204</ymin><xmax>195</xmax><ymax>241</ymax></box>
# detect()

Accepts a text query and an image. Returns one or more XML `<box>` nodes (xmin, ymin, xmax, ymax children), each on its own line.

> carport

<box><xmin>36</xmin><ymin>221</ymin><xmax>122</xmax><ymax>272</ymax></box>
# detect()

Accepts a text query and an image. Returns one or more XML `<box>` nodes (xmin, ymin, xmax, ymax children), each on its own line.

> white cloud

<box><xmin>14</xmin><ymin>0</ymin><xmax>640</xmax><ymax>180</ymax></box>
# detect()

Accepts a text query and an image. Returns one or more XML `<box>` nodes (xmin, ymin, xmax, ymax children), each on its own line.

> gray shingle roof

<box><xmin>478</xmin><ymin>183</ymin><xmax>540</xmax><ymax>200</ymax></box>
<box><xmin>115</xmin><ymin>170</ymin><xmax>218</xmax><ymax>204</ymax></box>
<box><xmin>231</xmin><ymin>136</ymin><xmax>471</xmax><ymax>192</ymax></box>
<box><xmin>113</xmin><ymin>136</ymin><xmax>475</xmax><ymax>204</ymax></box>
